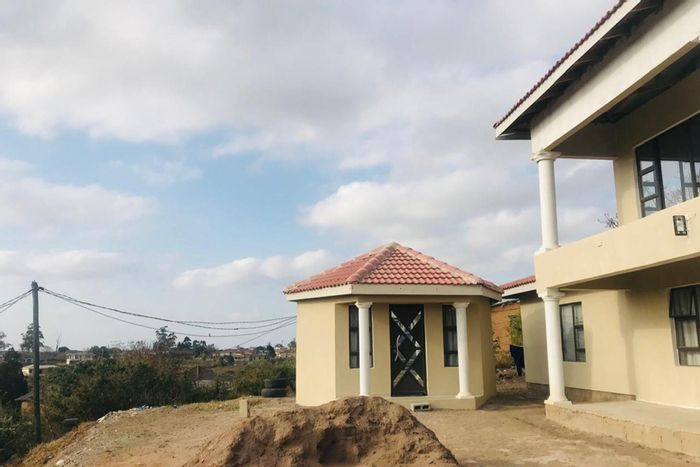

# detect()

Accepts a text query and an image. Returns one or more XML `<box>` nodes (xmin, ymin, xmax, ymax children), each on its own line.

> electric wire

<box><xmin>43</xmin><ymin>290</ymin><xmax>296</xmax><ymax>339</ymax></box>
<box><xmin>0</xmin><ymin>290</ymin><xmax>32</xmax><ymax>315</ymax></box>
<box><xmin>41</xmin><ymin>288</ymin><xmax>294</xmax><ymax>330</ymax></box>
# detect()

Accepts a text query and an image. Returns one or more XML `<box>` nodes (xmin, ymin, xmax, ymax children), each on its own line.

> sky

<box><xmin>0</xmin><ymin>0</ymin><xmax>617</xmax><ymax>350</ymax></box>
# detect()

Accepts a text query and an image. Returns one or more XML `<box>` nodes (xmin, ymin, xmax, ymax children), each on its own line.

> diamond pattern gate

<box><xmin>389</xmin><ymin>304</ymin><xmax>427</xmax><ymax>397</ymax></box>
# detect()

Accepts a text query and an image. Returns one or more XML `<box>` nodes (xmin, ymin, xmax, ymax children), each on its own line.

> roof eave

<box><xmin>285</xmin><ymin>283</ymin><xmax>502</xmax><ymax>302</ymax></box>
<box><xmin>493</xmin><ymin>0</ymin><xmax>641</xmax><ymax>139</ymax></box>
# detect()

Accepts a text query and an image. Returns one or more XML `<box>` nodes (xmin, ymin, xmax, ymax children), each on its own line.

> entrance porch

<box><xmin>546</xmin><ymin>400</ymin><xmax>700</xmax><ymax>458</ymax></box>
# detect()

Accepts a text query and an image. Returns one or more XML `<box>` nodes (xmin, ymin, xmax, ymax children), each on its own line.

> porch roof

<box><xmin>283</xmin><ymin>242</ymin><xmax>501</xmax><ymax>301</ymax></box>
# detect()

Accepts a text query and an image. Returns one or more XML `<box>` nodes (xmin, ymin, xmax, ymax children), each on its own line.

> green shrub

<box><xmin>232</xmin><ymin>359</ymin><xmax>295</xmax><ymax>397</ymax></box>
<box><xmin>508</xmin><ymin>314</ymin><xmax>523</xmax><ymax>346</ymax></box>
<box><xmin>0</xmin><ymin>410</ymin><xmax>33</xmax><ymax>459</ymax></box>
<box><xmin>41</xmin><ymin>353</ymin><xmax>195</xmax><ymax>425</ymax></box>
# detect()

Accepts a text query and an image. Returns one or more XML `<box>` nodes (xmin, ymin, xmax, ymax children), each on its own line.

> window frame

<box><xmin>669</xmin><ymin>286</ymin><xmax>700</xmax><ymax>367</ymax></box>
<box><xmin>560</xmin><ymin>302</ymin><xmax>586</xmax><ymax>363</ymax></box>
<box><xmin>348</xmin><ymin>305</ymin><xmax>373</xmax><ymax>369</ymax></box>
<box><xmin>442</xmin><ymin>305</ymin><xmax>458</xmax><ymax>367</ymax></box>
<box><xmin>636</xmin><ymin>114</ymin><xmax>700</xmax><ymax>217</ymax></box>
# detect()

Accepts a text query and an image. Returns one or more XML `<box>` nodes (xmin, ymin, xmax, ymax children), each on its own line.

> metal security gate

<box><xmin>389</xmin><ymin>304</ymin><xmax>427</xmax><ymax>396</ymax></box>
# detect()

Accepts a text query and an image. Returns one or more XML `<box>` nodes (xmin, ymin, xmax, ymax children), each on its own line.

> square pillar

<box><xmin>356</xmin><ymin>301</ymin><xmax>372</xmax><ymax>396</ymax></box>
<box><xmin>454</xmin><ymin>302</ymin><xmax>472</xmax><ymax>399</ymax></box>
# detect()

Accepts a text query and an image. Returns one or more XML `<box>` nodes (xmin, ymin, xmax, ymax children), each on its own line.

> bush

<box><xmin>0</xmin><ymin>409</ymin><xmax>33</xmax><ymax>460</ymax></box>
<box><xmin>41</xmin><ymin>353</ymin><xmax>195</xmax><ymax>426</ymax></box>
<box><xmin>232</xmin><ymin>359</ymin><xmax>295</xmax><ymax>397</ymax></box>
<box><xmin>494</xmin><ymin>350</ymin><xmax>514</xmax><ymax>370</ymax></box>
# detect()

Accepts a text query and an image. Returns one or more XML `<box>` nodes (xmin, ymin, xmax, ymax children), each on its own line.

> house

<box><xmin>21</xmin><ymin>364</ymin><xmax>57</xmax><ymax>377</ymax></box>
<box><xmin>495</xmin><ymin>0</ymin><xmax>700</xmax><ymax>456</ymax></box>
<box><xmin>284</xmin><ymin>242</ymin><xmax>501</xmax><ymax>410</ymax></box>
<box><xmin>65</xmin><ymin>351</ymin><xmax>94</xmax><ymax>365</ymax></box>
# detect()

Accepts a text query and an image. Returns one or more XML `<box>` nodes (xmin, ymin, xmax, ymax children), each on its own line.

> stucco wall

<box><xmin>491</xmin><ymin>302</ymin><xmax>520</xmax><ymax>351</ymax></box>
<box><xmin>522</xmin><ymin>289</ymin><xmax>700</xmax><ymax>408</ymax></box>
<box><xmin>295</xmin><ymin>299</ymin><xmax>337</xmax><ymax>406</ymax></box>
<box><xmin>296</xmin><ymin>295</ymin><xmax>496</xmax><ymax>406</ymax></box>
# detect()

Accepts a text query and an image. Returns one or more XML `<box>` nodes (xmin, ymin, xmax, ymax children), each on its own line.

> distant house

<box><xmin>65</xmin><ymin>351</ymin><xmax>94</xmax><ymax>365</ymax></box>
<box><xmin>21</xmin><ymin>364</ymin><xmax>57</xmax><ymax>377</ymax></box>
<box><xmin>284</xmin><ymin>242</ymin><xmax>501</xmax><ymax>410</ymax></box>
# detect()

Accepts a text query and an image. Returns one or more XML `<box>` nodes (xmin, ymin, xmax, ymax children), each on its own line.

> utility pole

<box><xmin>31</xmin><ymin>280</ymin><xmax>41</xmax><ymax>443</ymax></box>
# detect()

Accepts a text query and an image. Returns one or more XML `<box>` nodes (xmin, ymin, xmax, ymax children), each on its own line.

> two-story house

<box><xmin>495</xmin><ymin>0</ymin><xmax>700</xmax><ymax>430</ymax></box>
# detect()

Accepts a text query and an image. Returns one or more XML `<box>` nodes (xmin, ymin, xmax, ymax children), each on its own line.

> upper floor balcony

<box><xmin>535</xmin><ymin>194</ymin><xmax>700</xmax><ymax>290</ymax></box>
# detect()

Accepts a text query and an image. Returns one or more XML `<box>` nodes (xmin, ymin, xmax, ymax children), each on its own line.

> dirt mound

<box><xmin>223</xmin><ymin>396</ymin><xmax>458</xmax><ymax>467</ymax></box>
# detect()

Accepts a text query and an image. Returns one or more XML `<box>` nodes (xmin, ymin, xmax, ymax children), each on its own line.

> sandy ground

<box><xmin>415</xmin><ymin>376</ymin><xmax>700</xmax><ymax>467</ymax></box>
<box><xmin>18</xmin><ymin>377</ymin><xmax>700</xmax><ymax>467</ymax></box>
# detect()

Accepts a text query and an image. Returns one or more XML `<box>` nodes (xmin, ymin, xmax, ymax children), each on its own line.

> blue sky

<box><xmin>0</xmin><ymin>0</ymin><xmax>617</xmax><ymax>350</ymax></box>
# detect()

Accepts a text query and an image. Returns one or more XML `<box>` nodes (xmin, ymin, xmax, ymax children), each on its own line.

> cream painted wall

<box><xmin>295</xmin><ymin>299</ymin><xmax>337</xmax><ymax>406</ymax></box>
<box><xmin>295</xmin><ymin>294</ymin><xmax>496</xmax><ymax>406</ymax></box>
<box><xmin>522</xmin><ymin>289</ymin><xmax>700</xmax><ymax>408</ymax></box>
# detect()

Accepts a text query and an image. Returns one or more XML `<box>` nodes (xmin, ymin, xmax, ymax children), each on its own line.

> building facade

<box><xmin>285</xmin><ymin>243</ymin><xmax>500</xmax><ymax>410</ymax></box>
<box><xmin>495</xmin><ymin>0</ymin><xmax>700</xmax><ymax>409</ymax></box>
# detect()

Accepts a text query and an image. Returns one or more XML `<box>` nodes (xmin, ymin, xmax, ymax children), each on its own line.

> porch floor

<box><xmin>546</xmin><ymin>400</ymin><xmax>700</xmax><ymax>457</ymax></box>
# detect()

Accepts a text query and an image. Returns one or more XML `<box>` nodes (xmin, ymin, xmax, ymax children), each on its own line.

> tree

<box><xmin>20</xmin><ymin>323</ymin><xmax>44</xmax><ymax>352</ymax></box>
<box><xmin>89</xmin><ymin>346</ymin><xmax>112</xmax><ymax>359</ymax></box>
<box><xmin>154</xmin><ymin>327</ymin><xmax>177</xmax><ymax>353</ymax></box>
<box><xmin>177</xmin><ymin>336</ymin><xmax>192</xmax><ymax>350</ymax></box>
<box><xmin>266</xmin><ymin>344</ymin><xmax>276</xmax><ymax>359</ymax></box>
<box><xmin>0</xmin><ymin>348</ymin><xmax>28</xmax><ymax>407</ymax></box>
<box><xmin>288</xmin><ymin>339</ymin><xmax>296</xmax><ymax>349</ymax></box>
<box><xmin>0</xmin><ymin>331</ymin><xmax>8</xmax><ymax>351</ymax></box>
<box><xmin>192</xmin><ymin>340</ymin><xmax>213</xmax><ymax>358</ymax></box>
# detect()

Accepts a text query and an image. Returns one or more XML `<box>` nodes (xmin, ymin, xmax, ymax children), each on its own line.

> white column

<box><xmin>532</xmin><ymin>151</ymin><xmax>561</xmax><ymax>251</ymax></box>
<box><xmin>357</xmin><ymin>301</ymin><xmax>372</xmax><ymax>396</ymax></box>
<box><xmin>540</xmin><ymin>288</ymin><xmax>569</xmax><ymax>404</ymax></box>
<box><xmin>454</xmin><ymin>302</ymin><xmax>472</xmax><ymax>399</ymax></box>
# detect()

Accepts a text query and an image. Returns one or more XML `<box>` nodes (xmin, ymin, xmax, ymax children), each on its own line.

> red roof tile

<box><xmin>493</xmin><ymin>0</ymin><xmax>626</xmax><ymax>130</ymax></box>
<box><xmin>500</xmin><ymin>275</ymin><xmax>536</xmax><ymax>290</ymax></box>
<box><xmin>284</xmin><ymin>242</ymin><xmax>501</xmax><ymax>295</ymax></box>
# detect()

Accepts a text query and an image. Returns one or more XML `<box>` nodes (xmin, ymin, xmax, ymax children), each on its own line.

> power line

<box><xmin>0</xmin><ymin>290</ymin><xmax>32</xmax><ymax>315</ymax></box>
<box><xmin>235</xmin><ymin>319</ymin><xmax>297</xmax><ymax>347</ymax></box>
<box><xmin>41</xmin><ymin>288</ymin><xmax>295</xmax><ymax>330</ymax></box>
<box><xmin>43</xmin><ymin>290</ymin><xmax>295</xmax><ymax>339</ymax></box>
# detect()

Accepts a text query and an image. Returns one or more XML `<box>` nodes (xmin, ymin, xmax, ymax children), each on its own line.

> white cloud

<box><xmin>0</xmin><ymin>250</ymin><xmax>138</xmax><ymax>281</ymax></box>
<box><xmin>131</xmin><ymin>159</ymin><xmax>202</xmax><ymax>186</ymax></box>
<box><xmin>173</xmin><ymin>249</ymin><xmax>333</xmax><ymax>289</ymax></box>
<box><xmin>0</xmin><ymin>158</ymin><xmax>153</xmax><ymax>237</ymax></box>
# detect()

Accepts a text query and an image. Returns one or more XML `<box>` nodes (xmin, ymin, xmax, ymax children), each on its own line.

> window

<box><xmin>349</xmin><ymin>305</ymin><xmax>373</xmax><ymax>368</ymax></box>
<box><xmin>636</xmin><ymin>114</ymin><xmax>700</xmax><ymax>217</ymax></box>
<box><xmin>442</xmin><ymin>306</ymin><xmax>458</xmax><ymax>367</ymax></box>
<box><xmin>669</xmin><ymin>286</ymin><xmax>700</xmax><ymax>366</ymax></box>
<box><xmin>560</xmin><ymin>303</ymin><xmax>585</xmax><ymax>362</ymax></box>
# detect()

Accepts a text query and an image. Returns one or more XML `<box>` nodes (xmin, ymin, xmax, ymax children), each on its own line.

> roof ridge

<box><xmin>346</xmin><ymin>242</ymin><xmax>398</xmax><ymax>283</ymax></box>
<box><xmin>393</xmin><ymin>244</ymin><xmax>502</xmax><ymax>293</ymax></box>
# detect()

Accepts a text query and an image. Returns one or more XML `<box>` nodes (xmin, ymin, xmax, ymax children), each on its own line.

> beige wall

<box><xmin>295</xmin><ymin>295</ymin><xmax>496</xmax><ymax>407</ymax></box>
<box><xmin>295</xmin><ymin>298</ymin><xmax>337</xmax><ymax>406</ymax></box>
<box><xmin>491</xmin><ymin>302</ymin><xmax>520</xmax><ymax>351</ymax></box>
<box><xmin>522</xmin><ymin>289</ymin><xmax>700</xmax><ymax>409</ymax></box>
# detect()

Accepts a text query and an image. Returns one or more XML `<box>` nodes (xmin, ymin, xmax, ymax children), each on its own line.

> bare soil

<box><xmin>209</xmin><ymin>397</ymin><xmax>457</xmax><ymax>467</ymax></box>
<box><xmin>17</xmin><ymin>377</ymin><xmax>700</xmax><ymax>467</ymax></box>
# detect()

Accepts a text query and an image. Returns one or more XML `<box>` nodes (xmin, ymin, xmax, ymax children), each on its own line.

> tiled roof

<box><xmin>493</xmin><ymin>0</ymin><xmax>626</xmax><ymax>129</ymax></box>
<box><xmin>500</xmin><ymin>275</ymin><xmax>536</xmax><ymax>290</ymax></box>
<box><xmin>283</xmin><ymin>242</ymin><xmax>501</xmax><ymax>295</ymax></box>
